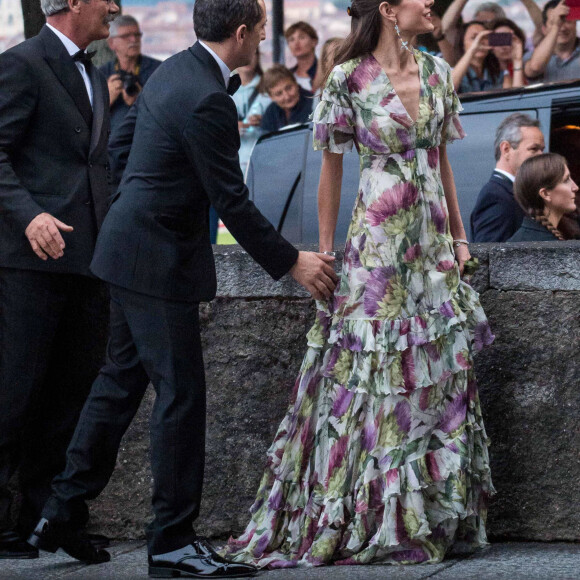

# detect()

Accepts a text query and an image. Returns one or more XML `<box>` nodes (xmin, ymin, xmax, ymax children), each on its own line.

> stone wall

<box><xmin>87</xmin><ymin>242</ymin><xmax>580</xmax><ymax>542</ymax></box>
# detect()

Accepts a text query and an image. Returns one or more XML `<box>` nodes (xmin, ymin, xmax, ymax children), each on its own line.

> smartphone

<box><xmin>487</xmin><ymin>32</ymin><xmax>513</xmax><ymax>47</ymax></box>
<box><xmin>565</xmin><ymin>0</ymin><xmax>580</xmax><ymax>20</ymax></box>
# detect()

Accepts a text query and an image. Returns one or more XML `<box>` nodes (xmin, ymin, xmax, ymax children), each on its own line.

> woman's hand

<box><xmin>455</xmin><ymin>243</ymin><xmax>471</xmax><ymax>276</ymax></box>
<box><xmin>468</xmin><ymin>29</ymin><xmax>492</xmax><ymax>55</ymax></box>
<box><xmin>511</xmin><ymin>35</ymin><xmax>524</xmax><ymax>63</ymax></box>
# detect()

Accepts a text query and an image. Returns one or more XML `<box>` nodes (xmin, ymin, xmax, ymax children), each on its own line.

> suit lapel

<box><xmin>89</xmin><ymin>65</ymin><xmax>105</xmax><ymax>154</ymax></box>
<box><xmin>40</xmin><ymin>26</ymin><xmax>93</xmax><ymax>128</ymax></box>
<box><xmin>491</xmin><ymin>171</ymin><xmax>514</xmax><ymax>194</ymax></box>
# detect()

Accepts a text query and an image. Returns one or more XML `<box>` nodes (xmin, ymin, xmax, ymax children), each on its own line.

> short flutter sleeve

<box><xmin>312</xmin><ymin>67</ymin><xmax>355</xmax><ymax>153</ymax></box>
<box><xmin>441</xmin><ymin>62</ymin><xmax>465</xmax><ymax>144</ymax></box>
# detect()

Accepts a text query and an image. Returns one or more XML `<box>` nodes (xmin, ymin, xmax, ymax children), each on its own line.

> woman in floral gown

<box><xmin>225</xmin><ymin>0</ymin><xmax>495</xmax><ymax>567</ymax></box>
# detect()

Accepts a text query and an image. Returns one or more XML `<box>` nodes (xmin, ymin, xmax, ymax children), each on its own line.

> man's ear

<box><xmin>107</xmin><ymin>36</ymin><xmax>115</xmax><ymax>50</ymax></box>
<box><xmin>499</xmin><ymin>140</ymin><xmax>512</xmax><ymax>159</ymax></box>
<box><xmin>235</xmin><ymin>24</ymin><xmax>248</xmax><ymax>45</ymax></box>
<box><xmin>69</xmin><ymin>0</ymin><xmax>83</xmax><ymax>14</ymax></box>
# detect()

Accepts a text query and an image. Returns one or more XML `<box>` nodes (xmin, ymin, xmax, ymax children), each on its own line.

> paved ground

<box><xmin>1</xmin><ymin>541</ymin><xmax>579</xmax><ymax>580</ymax></box>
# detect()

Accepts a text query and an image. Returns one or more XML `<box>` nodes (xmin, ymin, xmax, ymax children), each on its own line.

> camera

<box><xmin>118</xmin><ymin>71</ymin><xmax>141</xmax><ymax>97</ymax></box>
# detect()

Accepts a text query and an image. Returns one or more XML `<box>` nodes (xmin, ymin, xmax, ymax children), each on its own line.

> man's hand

<box><xmin>25</xmin><ymin>212</ymin><xmax>74</xmax><ymax>261</ymax></box>
<box><xmin>107</xmin><ymin>74</ymin><xmax>123</xmax><ymax>106</ymax></box>
<box><xmin>290</xmin><ymin>251</ymin><xmax>338</xmax><ymax>300</ymax></box>
<box><xmin>547</xmin><ymin>0</ymin><xmax>569</xmax><ymax>28</ymax></box>
<box><xmin>122</xmin><ymin>83</ymin><xmax>141</xmax><ymax>107</ymax></box>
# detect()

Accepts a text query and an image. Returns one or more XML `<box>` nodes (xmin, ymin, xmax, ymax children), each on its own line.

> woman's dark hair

<box><xmin>331</xmin><ymin>0</ymin><xmax>402</xmax><ymax>71</ymax></box>
<box><xmin>459</xmin><ymin>20</ymin><xmax>501</xmax><ymax>85</ymax></box>
<box><xmin>514</xmin><ymin>153</ymin><xmax>568</xmax><ymax>240</ymax></box>
<box><xmin>492</xmin><ymin>17</ymin><xmax>527</xmax><ymax>51</ymax></box>
<box><xmin>194</xmin><ymin>0</ymin><xmax>262</xmax><ymax>43</ymax></box>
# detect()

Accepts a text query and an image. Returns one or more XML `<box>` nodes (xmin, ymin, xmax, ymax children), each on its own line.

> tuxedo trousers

<box><xmin>0</xmin><ymin>267</ymin><xmax>108</xmax><ymax>535</ymax></box>
<box><xmin>42</xmin><ymin>284</ymin><xmax>206</xmax><ymax>555</ymax></box>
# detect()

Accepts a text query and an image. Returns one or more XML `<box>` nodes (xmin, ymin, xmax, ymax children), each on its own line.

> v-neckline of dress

<box><xmin>369</xmin><ymin>50</ymin><xmax>423</xmax><ymax>127</ymax></box>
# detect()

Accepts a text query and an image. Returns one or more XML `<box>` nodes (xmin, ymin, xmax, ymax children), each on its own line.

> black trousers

<box><xmin>0</xmin><ymin>268</ymin><xmax>108</xmax><ymax>535</ymax></box>
<box><xmin>43</xmin><ymin>284</ymin><xmax>206</xmax><ymax>555</ymax></box>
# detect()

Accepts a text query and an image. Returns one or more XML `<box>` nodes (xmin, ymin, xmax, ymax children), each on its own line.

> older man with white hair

<box><xmin>100</xmin><ymin>14</ymin><xmax>161</xmax><ymax>135</ymax></box>
<box><xmin>0</xmin><ymin>0</ymin><xmax>118</xmax><ymax>560</ymax></box>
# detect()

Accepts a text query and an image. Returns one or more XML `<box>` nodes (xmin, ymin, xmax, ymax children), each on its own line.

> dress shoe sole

<box><xmin>148</xmin><ymin>565</ymin><xmax>257</xmax><ymax>578</ymax></box>
<box><xmin>0</xmin><ymin>551</ymin><xmax>39</xmax><ymax>560</ymax></box>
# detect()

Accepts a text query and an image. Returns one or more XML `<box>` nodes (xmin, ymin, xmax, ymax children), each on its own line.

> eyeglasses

<box><xmin>114</xmin><ymin>32</ymin><xmax>143</xmax><ymax>40</ymax></box>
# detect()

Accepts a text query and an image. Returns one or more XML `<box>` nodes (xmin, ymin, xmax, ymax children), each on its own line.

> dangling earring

<box><xmin>394</xmin><ymin>18</ymin><xmax>413</xmax><ymax>54</ymax></box>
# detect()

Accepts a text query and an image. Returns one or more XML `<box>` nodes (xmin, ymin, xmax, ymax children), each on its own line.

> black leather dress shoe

<box><xmin>28</xmin><ymin>518</ymin><xmax>110</xmax><ymax>564</ymax></box>
<box><xmin>148</xmin><ymin>538</ymin><xmax>258</xmax><ymax>578</ymax></box>
<box><xmin>81</xmin><ymin>532</ymin><xmax>111</xmax><ymax>550</ymax></box>
<box><xmin>0</xmin><ymin>529</ymin><xmax>39</xmax><ymax>559</ymax></box>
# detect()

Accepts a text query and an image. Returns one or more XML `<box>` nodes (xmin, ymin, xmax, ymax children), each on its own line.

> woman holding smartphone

<box><xmin>491</xmin><ymin>18</ymin><xmax>526</xmax><ymax>89</ymax></box>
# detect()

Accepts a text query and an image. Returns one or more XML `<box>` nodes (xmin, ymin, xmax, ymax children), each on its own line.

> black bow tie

<box><xmin>227</xmin><ymin>74</ymin><xmax>241</xmax><ymax>96</ymax></box>
<box><xmin>72</xmin><ymin>49</ymin><xmax>95</xmax><ymax>67</ymax></box>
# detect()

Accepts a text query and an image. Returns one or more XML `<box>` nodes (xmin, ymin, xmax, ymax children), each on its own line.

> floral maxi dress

<box><xmin>225</xmin><ymin>51</ymin><xmax>495</xmax><ymax>567</ymax></box>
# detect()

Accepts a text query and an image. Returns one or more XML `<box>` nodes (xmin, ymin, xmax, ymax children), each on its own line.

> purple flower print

<box><xmin>328</xmin><ymin>435</ymin><xmax>349</xmax><ymax>475</ymax></box>
<box><xmin>368</xmin><ymin>478</ymin><xmax>384</xmax><ymax>508</ymax></box>
<box><xmin>253</xmin><ymin>533</ymin><xmax>270</xmax><ymax>557</ymax></box>
<box><xmin>453</xmin><ymin>115</ymin><xmax>466</xmax><ymax>139</ymax></box>
<box><xmin>403</xmin><ymin>244</ymin><xmax>422</xmax><ymax>262</ymax></box>
<box><xmin>380</xmin><ymin>93</ymin><xmax>396</xmax><ymax>107</ymax></box>
<box><xmin>428</xmin><ymin>73</ymin><xmax>441</xmax><ymax>87</ymax></box>
<box><xmin>359</xmin><ymin>233</ymin><xmax>367</xmax><ymax>253</ymax></box>
<box><xmin>332</xmin><ymin>386</ymin><xmax>354</xmax><ymax>417</ymax></box>
<box><xmin>429</xmin><ymin>201</ymin><xmax>447</xmax><ymax>234</ymax></box>
<box><xmin>314</xmin><ymin>123</ymin><xmax>329</xmax><ymax>143</ymax></box>
<box><xmin>426</xmin><ymin>452</ymin><xmax>442</xmax><ymax>481</ymax></box>
<box><xmin>455</xmin><ymin>351</ymin><xmax>471</xmax><ymax>370</ymax></box>
<box><xmin>427</xmin><ymin>147</ymin><xmax>439</xmax><ymax>169</ymax></box>
<box><xmin>401</xmin><ymin>349</ymin><xmax>416</xmax><ymax>391</ymax></box>
<box><xmin>268</xmin><ymin>487</ymin><xmax>284</xmax><ymax>510</ymax></box>
<box><xmin>419</xmin><ymin>385</ymin><xmax>432</xmax><ymax>411</ymax></box>
<box><xmin>386</xmin><ymin>468</ymin><xmax>399</xmax><ymax>485</ymax></box>
<box><xmin>396</xmin><ymin>128</ymin><xmax>412</xmax><ymax>150</ymax></box>
<box><xmin>341</xmin><ymin>333</ymin><xmax>363</xmax><ymax>352</ymax></box>
<box><xmin>395</xmin><ymin>501</ymin><xmax>410</xmax><ymax>543</ymax></box>
<box><xmin>367</xmin><ymin>183</ymin><xmax>419</xmax><ymax>226</ymax></box>
<box><xmin>324</xmin><ymin>347</ymin><xmax>340</xmax><ymax>376</ymax></box>
<box><xmin>423</xmin><ymin>343</ymin><xmax>441</xmax><ymax>361</ymax></box>
<box><xmin>358</xmin><ymin>127</ymin><xmax>388</xmax><ymax>152</ymax></box>
<box><xmin>392</xmin><ymin>549</ymin><xmax>429</xmax><ymax>563</ymax></box>
<box><xmin>394</xmin><ymin>400</ymin><xmax>411</xmax><ymax>432</ymax></box>
<box><xmin>361</xmin><ymin>419</ymin><xmax>378</xmax><ymax>452</ymax></box>
<box><xmin>390</xmin><ymin>112</ymin><xmax>413</xmax><ymax>129</ymax></box>
<box><xmin>436</xmin><ymin>260</ymin><xmax>455</xmax><ymax>272</ymax></box>
<box><xmin>439</xmin><ymin>300</ymin><xmax>455</xmax><ymax>318</ymax></box>
<box><xmin>348</xmin><ymin>56</ymin><xmax>377</xmax><ymax>92</ymax></box>
<box><xmin>363</xmin><ymin>266</ymin><xmax>395</xmax><ymax>316</ymax></box>
<box><xmin>474</xmin><ymin>321</ymin><xmax>495</xmax><ymax>351</ymax></box>
<box><xmin>402</xmin><ymin>149</ymin><xmax>415</xmax><ymax>162</ymax></box>
<box><xmin>439</xmin><ymin>393</ymin><xmax>467</xmax><ymax>433</ymax></box>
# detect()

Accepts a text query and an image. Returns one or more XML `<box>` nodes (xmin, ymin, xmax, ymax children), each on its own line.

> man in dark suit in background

<box><xmin>30</xmin><ymin>0</ymin><xmax>337</xmax><ymax>576</ymax></box>
<box><xmin>471</xmin><ymin>113</ymin><xmax>545</xmax><ymax>242</ymax></box>
<box><xmin>0</xmin><ymin>0</ymin><xmax>119</xmax><ymax>560</ymax></box>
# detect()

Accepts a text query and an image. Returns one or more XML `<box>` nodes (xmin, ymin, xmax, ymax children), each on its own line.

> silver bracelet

<box><xmin>322</xmin><ymin>251</ymin><xmax>336</xmax><ymax>257</ymax></box>
<box><xmin>453</xmin><ymin>239</ymin><xmax>469</xmax><ymax>247</ymax></box>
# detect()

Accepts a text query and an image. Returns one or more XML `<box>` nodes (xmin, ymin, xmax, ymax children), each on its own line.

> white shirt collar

<box><xmin>46</xmin><ymin>23</ymin><xmax>82</xmax><ymax>57</ymax></box>
<box><xmin>494</xmin><ymin>168</ymin><xmax>515</xmax><ymax>183</ymax></box>
<box><xmin>199</xmin><ymin>41</ymin><xmax>231</xmax><ymax>90</ymax></box>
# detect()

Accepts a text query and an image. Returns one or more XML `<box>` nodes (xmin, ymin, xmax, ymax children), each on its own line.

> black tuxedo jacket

<box><xmin>470</xmin><ymin>171</ymin><xmax>525</xmax><ymax>243</ymax></box>
<box><xmin>0</xmin><ymin>26</ymin><xmax>110</xmax><ymax>275</ymax></box>
<box><xmin>91</xmin><ymin>42</ymin><xmax>298</xmax><ymax>302</ymax></box>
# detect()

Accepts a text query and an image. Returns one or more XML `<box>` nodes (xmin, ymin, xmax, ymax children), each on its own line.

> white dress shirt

<box><xmin>47</xmin><ymin>23</ymin><xmax>93</xmax><ymax>107</ymax></box>
<box><xmin>199</xmin><ymin>40</ymin><xmax>231</xmax><ymax>90</ymax></box>
<box><xmin>494</xmin><ymin>168</ymin><xmax>515</xmax><ymax>183</ymax></box>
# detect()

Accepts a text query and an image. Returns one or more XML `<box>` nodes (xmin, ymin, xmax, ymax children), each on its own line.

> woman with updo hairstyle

<box><xmin>509</xmin><ymin>153</ymin><xmax>578</xmax><ymax>241</ymax></box>
<box><xmin>225</xmin><ymin>0</ymin><xmax>495</xmax><ymax>568</ymax></box>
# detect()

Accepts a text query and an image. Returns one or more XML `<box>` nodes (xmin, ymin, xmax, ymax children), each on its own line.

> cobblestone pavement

<box><xmin>1</xmin><ymin>541</ymin><xmax>579</xmax><ymax>579</ymax></box>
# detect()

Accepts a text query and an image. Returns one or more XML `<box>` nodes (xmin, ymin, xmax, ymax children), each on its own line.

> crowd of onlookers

<box><xmin>102</xmin><ymin>3</ymin><xmax>580</xmax><ymax>242</ymax></box>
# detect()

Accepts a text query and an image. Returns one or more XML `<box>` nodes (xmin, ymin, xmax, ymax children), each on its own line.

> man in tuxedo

<box><xmin>30</xmin><ymin>0</ymin><xmax>337</xmax><ymax>576</ymax></box>
<box><xmin>471</xmin><ymin>113</ymin><xmax>545</xmax><ymax>242</ymax></box>
<box><xmin>0</xmin><ymin>0</ymin><xmax>119</xmax><ymax>559</ymax></box>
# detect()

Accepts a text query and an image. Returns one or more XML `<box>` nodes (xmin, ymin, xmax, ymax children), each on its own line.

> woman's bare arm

<box><xmin>318</xmin><ymin>150</ymin><xmax>344</xmax><ymax>252</ymax></box>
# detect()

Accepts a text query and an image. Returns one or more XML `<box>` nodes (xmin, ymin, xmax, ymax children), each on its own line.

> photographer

<box><xmin>100</xmin><ymin>15</ymin><xmax>161</xmax><ymax>135</ymax></box>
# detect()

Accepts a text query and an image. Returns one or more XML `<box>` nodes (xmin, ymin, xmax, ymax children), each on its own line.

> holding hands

<box><xmin>290</xmin><ymin>251</ymin><xmax>338</xmax><ymax>300</ymax></box>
